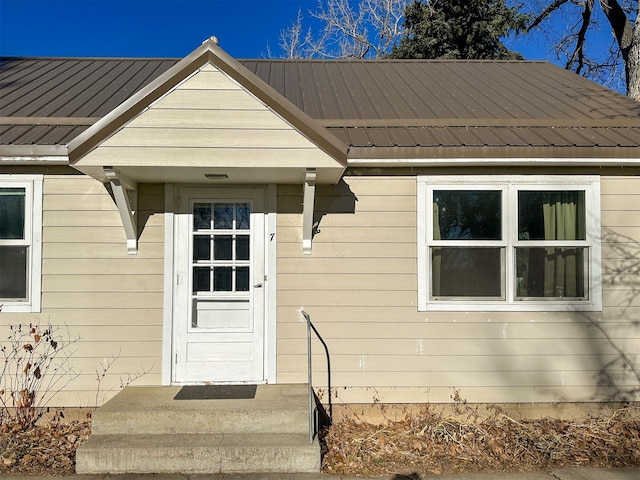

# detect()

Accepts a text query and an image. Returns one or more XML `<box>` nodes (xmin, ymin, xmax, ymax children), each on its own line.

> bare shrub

<box><xmin>0</xmin><ymin>311</ymin><xmax>79</xmax><ymax>430</ymax></box>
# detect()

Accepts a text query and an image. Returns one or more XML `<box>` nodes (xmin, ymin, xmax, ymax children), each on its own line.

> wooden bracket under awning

<box><xmin>104</xmin><ymin>167</ymin><xmax>138</xmax><ymax>255</ymax></box>
<box><xmin>302</xmin><ymin>169</ymin><xmax>316</xmax><ymax>255</ymax></box>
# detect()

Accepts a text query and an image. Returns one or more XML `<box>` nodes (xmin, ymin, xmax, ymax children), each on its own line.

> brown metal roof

<box><xmin>242</xmin><ymin>59</ymin><xmax>640</xmax><ymax>123</ymax></box>
<box><xmin>1</xmin><ymin>56</ymin><xmax>639</xmax><ymax>160</ymax></box>
<box><xmin>0</xmin><ymin>57</ymin><xmax>177</xmax><ymax>148</ymax></box>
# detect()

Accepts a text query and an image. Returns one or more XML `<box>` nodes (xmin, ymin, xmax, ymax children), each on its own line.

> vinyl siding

<box><xmin>276</xmin><ymin>174</ymin><xmax>640</xmax><ymax>404</ymax></box>
<box><xmin>0</xmin><ymin>175</ymin><xmax>164</xmax><ymax>407</ymax></box>
<box><xmin>2</xmin><ymin>171</ymin><xmax>637</xmax><ymax>407</ymax></box>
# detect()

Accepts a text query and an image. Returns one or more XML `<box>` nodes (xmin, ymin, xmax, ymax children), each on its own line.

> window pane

<box><xmin>214</xmin><ymin>204</ymin><xmax>233</xmax><ymax>229</ymax></box>
<box><xmin>0</xmin><ymin>188</ymin><xmax>25</xmax><ymax>240</ymax></box>
<box><xmin>516</xmin><ymin>247</ymin><xmax>586</xmax><ymax>298</ymax></box>
<box><xmin>236</xmin><ymin>203</ymin><xmax>250</xmax><ymax>230</ymax></box>
<box><xmin>236</xmin><ymin>235</ymin><xmax>249</xmax><ymax>260</ymax></box>
<box><xmin>518</xmin><ymin>191</ymin><xmax>586</xmax><ymax>241</ymax></box>
<box><xmin>193</xmin><ymin>267</ymin><xmax>210</xmax><ymax>293</ymax></box>
<box><xmin>0</xmin><ymin>246</ymin><xmax>27</xmax><ymax>300</ymax></box>
<box><xmin>433</xmin><ymin>190</ymin><xmax>501</xmax><ymax>240</ymax></box>
<box><xmin>431</xmin><ymin>247</ymin><xmax>502</xmax><ymax>297</ymax></box>
<box><xmin>193</xmin><ymin>204</ymin><xmax>211</xmax><ymax>230</ymax></box>
<box><xmin>213</xmin><ymin>267</ymin><xmax>232</xmax><ymax>291</ymax></box>
<box><xmin>236</xmin><ymin>267</ymin><xmax>249</xmax><ymax>292</ymax></box>
<box><xmin>214</xmin><ymin>235</ymin><xmax>233</xmax><ymax>260</ymax></box>
<box><xmin>193</xmin><ymin>236</ymin><xmax>211</xmax><ymax>261</ymax></box>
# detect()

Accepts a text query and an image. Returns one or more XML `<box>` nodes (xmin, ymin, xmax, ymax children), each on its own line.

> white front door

<box><xmin>173</xmin><ymin>186</ymin><xmax>266</xmax><ymax>383</ymax></box>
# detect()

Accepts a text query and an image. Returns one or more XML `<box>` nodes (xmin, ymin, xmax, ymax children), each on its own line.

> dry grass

<box><xmin>322</xmin><ymin>402</ymin><xmax>640</xmax><ymax>477</ymax></box>
<box><xmin>0</xmin><ymin>402</ymin><xmax>637</xmax><ymax>477</ymax></box>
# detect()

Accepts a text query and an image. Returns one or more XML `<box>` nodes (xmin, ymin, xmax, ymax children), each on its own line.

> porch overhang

<box><xmin>67</xmin><ymin>37</ymin><xmax>348</xmax><ymax>187</ymax></box>
<box><xmin>71</xmin><ymin>163</ymin><xmax>345</xmax><ymax>186</ymax></box>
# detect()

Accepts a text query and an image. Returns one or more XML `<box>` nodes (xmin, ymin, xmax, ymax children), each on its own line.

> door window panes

<box><xmin>236</xmin><ymin>235</ymin><xmax>249</xmax><ymax>261</ymax></box>
<box><xmin>193</xmin><ymin>267</ymin><xmax>210</xmax><ymax>294</ymax></box>
<box><xmin>191</xmin><ymin>201</ymin><xmax>252</xmax><ymax>295</ymax></box>
<box><xmin>194</xmin><ymin>204</ymin><xmax>212</xmax><ymax>230</ymax></box>
<box><xmin>214</xmin><ymin>204</ymin><xmax>234</xmax><ymax>229</ymax></box>
<box><xmin>193</xmin><ymin>236</ymin><xmax>211</xmax><ymax>261</ymax></box>
<box><xmin>236</xmin><ymin>203</ymin><xmax>250</xmax><ymax>229</ymax></box>
<box><xmin>236</xmin><ymin>267</ymin><xmax>250</xmax><ymax>292</ymax></box>
<box><xmin>214</xmin><ymin>235</ymin><xmax>233</xmax><ymax>260</ymax></box>
<box><xmin>213</xmin><ymin>267</ymin><xmax>233</xmax><ymax>292</ymax></box>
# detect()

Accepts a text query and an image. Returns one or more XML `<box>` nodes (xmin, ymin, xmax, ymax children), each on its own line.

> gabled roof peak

<box><xmin>66</xmin><ymin>39</ymin><xmax>347</xmax><ymax>165</ymax></box>
<box><xmin>202</xmin><ymin>36</ymin><xmax>219</xmax><ymax>46</ymax></box>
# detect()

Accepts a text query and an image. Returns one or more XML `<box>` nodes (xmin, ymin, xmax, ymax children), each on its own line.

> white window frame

<box><xmin>0</xmin><ymin>175</ymin><xmax>43</xmax><ymax>313</ymax></box>
<box><xmin>417</xmin><ymin>175</ymin><xmax>601</xmax><ymax>312</ymax></box>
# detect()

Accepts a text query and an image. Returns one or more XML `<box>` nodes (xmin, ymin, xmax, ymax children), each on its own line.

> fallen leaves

<box><xmin>0</xmin><ymin>404</ymin><xmax>637</xmax><ymax>477</ymax></box>
<box><xmin>0</xmin><ymin>420</ymin><xmax>90</xmax><ymax>475</ymax></box>
<box><xmin>322</xmin><ymin>405</ymin><xmax>640</xmax><ymax>477</ymax></box>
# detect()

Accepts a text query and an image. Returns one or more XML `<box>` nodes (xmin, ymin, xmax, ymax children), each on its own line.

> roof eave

<box><xmin>0</xmin><ymin>145</ymin><xmax>69</xmax><ymax>164</ymax></box>
<box><xmin>348</xmin><ymin>155</ymin><xmax>640</xmax><ymax>168</ymax></box>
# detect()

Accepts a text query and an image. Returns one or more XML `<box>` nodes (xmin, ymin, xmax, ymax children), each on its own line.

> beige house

<box><xmin>1</xmin><ymin>38</ymin><xmax>639</xmax><ymax>408</ymax></box>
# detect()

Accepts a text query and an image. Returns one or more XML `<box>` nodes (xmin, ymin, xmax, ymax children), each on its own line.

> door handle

<box><xmin>254</xmin><ymin>283</ymin><xmax>263</xmax><ymax>288</ymax></box>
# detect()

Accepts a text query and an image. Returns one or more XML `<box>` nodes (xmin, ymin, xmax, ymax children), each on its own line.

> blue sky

<box><xmin>0</xmin><ymin>0</ymin><xmax>555</xmax><ymax>60</ymax></box>
<box><xmin>1</xmin><ymin>0</ymin><xmax>315</xmax><ymax>58</ymax></box>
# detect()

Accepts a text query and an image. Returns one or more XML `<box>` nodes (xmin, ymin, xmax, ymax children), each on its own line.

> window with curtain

<box><xmin>417</xmin><ymin>176</ymin><xmax>601</xmax><ymax>311</ymax></box>
<box><xmin>0</xmin><ymin>176</ymin><xmax>43</xmax><ymax>312</ymax></box>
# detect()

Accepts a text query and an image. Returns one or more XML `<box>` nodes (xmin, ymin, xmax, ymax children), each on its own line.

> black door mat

<box><xmin>173</xmin><ymin>384</ymin><xmax>257</xmax><ymax>400</ymax></box>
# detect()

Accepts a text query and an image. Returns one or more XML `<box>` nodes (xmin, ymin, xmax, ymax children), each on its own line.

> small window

<box><xmin>0</xmin><ymin>176</ymin><xmax>42</xmax><ymax>312</ymax></box>
<box><xmin>418</xmin><ymin>175</ymin><xmax>601</xmax><ymax>311</ymax></box>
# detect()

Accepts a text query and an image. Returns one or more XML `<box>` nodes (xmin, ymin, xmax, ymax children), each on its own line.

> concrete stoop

<box><xmin>76</xmin><ymin>384</ymin><xmax>320</xmax><ymax>474</ymax></box>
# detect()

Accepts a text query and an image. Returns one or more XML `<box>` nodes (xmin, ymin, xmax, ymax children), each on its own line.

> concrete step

<box><xmin>75</xmin><ymin>433</ymin><xmax>320</xmax><ymax>474</ymax></box>
<box><xmin>91</xmin><ymin>384</ymin><xmax>309</xmax><ymax>435</ymax></box>
<box><xmin>77</xmin><ymin>384</ymin><xmax>320</xmax><ymax>474</ymax></box>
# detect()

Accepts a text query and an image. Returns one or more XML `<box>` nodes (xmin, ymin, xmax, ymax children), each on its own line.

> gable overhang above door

<box><xmin>66</xmin><ymin>38</ymin><xmax>346</xmax><ymax>255</ymax></box>
<box><xmin>67</xmin><ymin>37</ymin><xmax>347</xmax><ymax>187</ymax></box>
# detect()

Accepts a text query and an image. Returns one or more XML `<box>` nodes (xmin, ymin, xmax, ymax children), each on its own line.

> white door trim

<box><xmin>162</xmin><ymin>183</ymin><xmax>176</xmax><ymax>385</ymax></box>
<box><xmin>264</xmin><ymin>184</ymin><xmax>277</xmax><ymax>384</ymax></box>
<box><xmin>162</xmin><ymin>183</ymin><xmax>277</xmax><ymax>385</ymax></box>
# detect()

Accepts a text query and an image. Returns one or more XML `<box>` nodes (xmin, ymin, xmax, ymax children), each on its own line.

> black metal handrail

<box><xmin>301</xmin><ymin>310</ymin><xmax>332</xmax><ymax>443</ymax></box>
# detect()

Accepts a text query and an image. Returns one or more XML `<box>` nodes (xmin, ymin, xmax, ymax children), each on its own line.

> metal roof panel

<box><xmin>2</xmin><ymin>56</ymin><xmax>639</xmax><ymax>159</ymax></box>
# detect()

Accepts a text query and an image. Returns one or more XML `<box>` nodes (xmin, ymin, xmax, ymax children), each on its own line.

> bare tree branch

<box><xmin>525</xmin><ymin>0</ymin><xmax>638</xmax><ymax>99</ymax></box>
<box><xmin>566</xmin><ymin>0</ymin><xmax>594</xmax><ymax>74</ymax></box>
<box><xmin>527</xmin><ymin>0</ymin><xmax>571</xmax><ymax>31</ymax></box>
<box><xmin>278</xmin><ymin>0</ymin><xmax>409</xmax><ymax>59</ymax></box>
